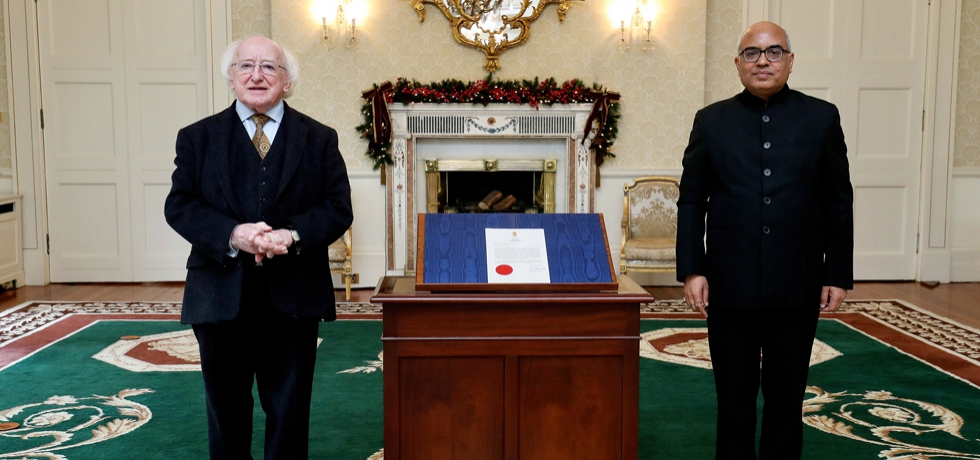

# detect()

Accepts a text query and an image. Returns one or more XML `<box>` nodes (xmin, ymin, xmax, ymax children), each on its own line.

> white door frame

<box><xmin>5</xmin><ymin>0</ymin><xmax>232</xmax><ymax>285</ymax></box>
<box><xmin>743</xmin><ymin>0</ymin><xmax>962</xmax><ymax>282</ymax></box>
<box><xmin>919</xmin><ymin>0</ymin><xmax>962</xmax><ymax>283</ymax></box>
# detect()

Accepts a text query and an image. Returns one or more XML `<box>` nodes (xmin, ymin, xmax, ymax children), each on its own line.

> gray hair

<box><xmin>221</xmin><ymin>37</ymin><xmax>300</xmax><ymax>96</ymax></box>
<box><xmin>736</xmin><ymin>27</ymin><xmax>792</xmax><ymax>55</ymax></box>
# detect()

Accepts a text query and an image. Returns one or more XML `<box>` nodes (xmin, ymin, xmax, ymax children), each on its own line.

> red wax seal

<box><xmin>495</xmin><ymin>264</ymin><xmax>513</xmax><ymax>275</ymax></box>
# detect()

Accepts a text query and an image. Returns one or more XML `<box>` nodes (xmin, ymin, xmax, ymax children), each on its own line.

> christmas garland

<box><xmin>356</xmin><ymin>77</ymin><xmax>620</xmax><ymax>171</ymax></box>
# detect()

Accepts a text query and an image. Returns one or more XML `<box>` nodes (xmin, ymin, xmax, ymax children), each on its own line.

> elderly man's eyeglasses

<box><xmin>233</xmin><ymin>61</ymin><xmax>286</xmax><ymax>76</ymax></box>
<box><xmin>739</xmin><ymin>46</ymin><xmax>788</xmax><ymax>62</ymax></box>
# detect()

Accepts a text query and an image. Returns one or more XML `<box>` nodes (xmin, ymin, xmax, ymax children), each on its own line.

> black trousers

<box><xmin>193</xmin><ymin>267</ymin><xmax>320</xmax><ymax>460</ymax></box>
<box><xmin>706</xmin><ymin>305</ymin><xmax>820</xmax><ymax>460</ymax></box>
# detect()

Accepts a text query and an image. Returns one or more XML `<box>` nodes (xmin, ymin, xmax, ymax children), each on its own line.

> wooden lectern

<box><xmin>372</xmin><ymin>214</ymin><xmax>653</xmax><ymax>460</ymax></box>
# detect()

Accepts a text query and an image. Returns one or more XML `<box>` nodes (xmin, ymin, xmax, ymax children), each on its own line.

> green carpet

<box><xmin>0</xmin><ymin>301</ymin><xmax>978</xmax><ymax>459</ymax></box>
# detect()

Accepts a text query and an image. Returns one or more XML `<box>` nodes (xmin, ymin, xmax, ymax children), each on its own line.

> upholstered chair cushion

<box><xmin>623</xmin><ymin>236</ymin><xmax>676</xmax><ymax>263</ymax></box>
<box><xmin>328</xmin><ymin>238</ymin><xmax>348</xmax><ymax>264</ymax></box>
<box><xmin>628</xmin><ymin>184</ymin><xmax>679</xmax><ymax>239</ymax></box>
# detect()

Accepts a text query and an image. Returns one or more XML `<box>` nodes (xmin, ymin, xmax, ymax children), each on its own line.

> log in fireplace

<box><xmin>424</xmin><ymin>158</ymin><xmax>557</xmax><ymax>214</ymax></box>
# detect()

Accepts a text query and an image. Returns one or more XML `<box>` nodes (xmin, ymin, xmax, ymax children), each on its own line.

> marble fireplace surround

<box><xmin>385</xmin><ymin>102</ymin><xmax>599</xmax><ymax>274</ymax></box>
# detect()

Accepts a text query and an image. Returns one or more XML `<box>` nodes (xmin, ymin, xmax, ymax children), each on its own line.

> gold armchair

<box><xmin>328</xmin><ymin>227</ymin><xmax>354</xmax><ymax>302</ymax></box>
<box><xmin>620</xmin><ymin>176</ymin><xmax>680</xmax><ymax>275</ymax></box>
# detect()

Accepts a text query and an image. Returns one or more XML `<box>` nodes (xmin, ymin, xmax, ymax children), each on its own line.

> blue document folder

<box><xmin>416</xmin><ymin>213</ymin><xmax>618</xmax><ymax>292</ymax></box>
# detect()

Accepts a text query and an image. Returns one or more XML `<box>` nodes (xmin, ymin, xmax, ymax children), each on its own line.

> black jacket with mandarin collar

<box><xmin>675</xmin><ymin>85</ymin><xmax>853</xmax><ymax>309</ymax></box>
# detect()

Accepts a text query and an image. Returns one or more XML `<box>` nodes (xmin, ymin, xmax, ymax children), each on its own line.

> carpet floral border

<box><xmin>3</xmin><ymin>300</ymin><xmax>978</xmax><ymax>363</ymax></box>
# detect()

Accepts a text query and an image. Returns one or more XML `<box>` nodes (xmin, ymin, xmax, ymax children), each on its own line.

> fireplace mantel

<box><xmin>385</xmin><ymin>102</ymin><xmax>599</xmax><ymax>275</ymax></box>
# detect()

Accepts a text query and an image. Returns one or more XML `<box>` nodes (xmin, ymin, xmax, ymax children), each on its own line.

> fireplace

<box><xmin>424</xmin><ymin>158</ymin><xmax>557</xmax><ymax>214</ymax></box>
<box><xmin>385</xmin><ymin>103</ymin><xmax>599</xmax><ymax>274</ymax></box>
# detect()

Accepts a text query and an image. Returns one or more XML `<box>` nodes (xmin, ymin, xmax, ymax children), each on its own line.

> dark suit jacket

<box><xmin>165</xmin><ymin>102</ymin><xmax>353</xmax><ymax>324</ymax></box>
<box><xmin>675</xmin><ymin>86</ymin><xmax>853</xmax><ymax>308</ymax></box>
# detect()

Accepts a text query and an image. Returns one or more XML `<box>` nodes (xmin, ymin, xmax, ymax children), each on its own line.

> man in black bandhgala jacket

<box><xmin>676</xmin><ymin>21</ymin><xmax>854</xmax><ymax>460</ymax></box>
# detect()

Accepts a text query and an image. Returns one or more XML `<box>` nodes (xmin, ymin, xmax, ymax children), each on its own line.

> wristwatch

<box><xmin>290</xmin><ymin>229</ymin><xmax>301</xmax><ymax>244</ymax></box>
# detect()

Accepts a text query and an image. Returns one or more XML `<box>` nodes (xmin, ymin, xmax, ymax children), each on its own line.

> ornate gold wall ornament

<box><xmin>410</xmin><ymin>0</ymin><xmax>579</xmax><ymax>72</ymax></box>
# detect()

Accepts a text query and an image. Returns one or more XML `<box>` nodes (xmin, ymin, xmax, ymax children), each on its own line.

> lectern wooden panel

<box><xmin>518</xmin><ymin>356</ymin><xmax>624</xmax><ymax>459</ymax></box>
<box><xmin>400</xmin><ymin>357</ymin><xmax>505</xmax><ymax>459</ymax></box>
<box><xmin>373</xmin><ymin>276</ymin><xmax>652</xmax><ymax>460</ymax></box>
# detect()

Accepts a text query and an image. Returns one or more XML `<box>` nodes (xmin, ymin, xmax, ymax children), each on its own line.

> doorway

<box><xmin>37</xmin><ymin>0</ymin><xmax>224</xmax><ymax>281</ymax></box>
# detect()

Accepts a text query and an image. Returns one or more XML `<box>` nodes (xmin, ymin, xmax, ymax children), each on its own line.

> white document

<box><xmin>485</xmin><ymin>228</ymin><xmax>551</xmax><ymax>283</ymax></box>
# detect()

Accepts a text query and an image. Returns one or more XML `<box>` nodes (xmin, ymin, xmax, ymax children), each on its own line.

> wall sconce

<box><xmin>311</xmin><ymin>0</ymin><xmax>368</xmax><ymax>49</ymax></box>
<box><xmin>609</xmin><ymin>0</ymin><xmax>656</xmax><ymax>51</ymax></box>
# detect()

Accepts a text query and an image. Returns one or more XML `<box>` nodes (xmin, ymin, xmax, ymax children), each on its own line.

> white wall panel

<box><xmin>860</xmin><ymin>0</ymin><xmax>915</xmax><ymax>59</ymax></box>
<box><xmin>51</xmin><ymin>83</ymin><xmax>117</xmax><ymax>160</ymax></box>
<box><xmin>856</xmin><ymin>89</ymin><xmax>912</xmax><ymax>158</ymax></box>
<box><xmin>854</xmin><ymin>185</ymin><xmax>908</xmax><ymax>253</ymax></box>
<box><xmin>773</xmin><ymin>0</ymin><xmax>834</xmax><ymax>58</ymax></box>
<box><xmin>135</xmin><ymin>0</ymin><xmax>197</xmax><ymax>56</ymax></box>
<box><xmin>142</xmin><ymin>183</ymin><xmax>189</xmax><ymax>258</ymax></box>
<box><xmin>0</xmin><ymin>220</ymin><xmax>18</xmax><ymax>268</ymax></box>
<box><xmin>139</xmin><ymin>83</ymin><xmax>199</xmax><ymax>158</ymax></box>
<box><xmin>949</xmin><ymin>172</ymin><xmax>980</xmax><ymax>248</ymax></box>
<box><xmin>47</xmin><ymin>0</ymin><xmax>112</xmax><ymax>57</ymax></box>
<box><xmin>348</xmin><ymin>171</ymin><xmax>392</xmax><ymax>289</ymax></box>
<box><xmin>58</xmin><ymin>183</ymin><xmax>121</xmax><ymax>258</ymax></box>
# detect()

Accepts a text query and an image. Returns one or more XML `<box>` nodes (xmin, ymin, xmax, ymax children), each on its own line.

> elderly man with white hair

<box><xmin>165</xmin><ymin>35</ymin><xmax>352</xmax><ymax>459</ymax></box>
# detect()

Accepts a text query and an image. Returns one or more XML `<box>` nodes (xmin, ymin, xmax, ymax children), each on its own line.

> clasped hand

<box><xmin>231</xmin><ymin>222</ymin><xmax>294</xmax><ymax>263</ymax></box>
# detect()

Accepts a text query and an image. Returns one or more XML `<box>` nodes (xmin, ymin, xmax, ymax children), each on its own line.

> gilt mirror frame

<box><xmin>410</xmin><ymin>0</ymin><xmax>579</xmax><ymax>72</ymax></box>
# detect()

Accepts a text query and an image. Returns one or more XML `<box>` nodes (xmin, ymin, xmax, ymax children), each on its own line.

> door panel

<box><xmin>40</xmin><ymin>0</ymin><xmax>131</xmax><ymax>281</ymax></box>
<box><xmin>40</xmin><ymin>0</ymin><xmax>208</xmax><ymax>281</ymax></box>
<box><xmin>125</xmin><ymin>0</ymin><xmax>207</xmax><ymax>280</ymax></box>
<box><xmin>768</xmin><ymin>0</ymin><xmax>928</xmax><ymax>280</ymax></box>
<box><xmin>56</xmin><ymin>182</ymin><xmax>122</xmax><ymax>269</ymax></box>
<box><xmin>47</xmin><ymin>0</ymin><xmax>113</xmax><ymax>58</ymax></box>
<box><xmin>855</xmin><ymin>89</ymin><xmax>913</xmax><ymax>158</ymax></box>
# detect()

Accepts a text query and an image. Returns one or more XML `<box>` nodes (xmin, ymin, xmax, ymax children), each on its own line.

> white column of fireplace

<box><xmin>385</xmin><ymin>103</ymin><xmax>598</xmax><ymax>275</ymax></box>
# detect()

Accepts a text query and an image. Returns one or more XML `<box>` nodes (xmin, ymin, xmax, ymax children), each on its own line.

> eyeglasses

<box><xmin>232</xmin><ymin>61</ymin><xmax>286</xmax><ymax>76</ymax></box>
<box><xmin>739</xmin><ymin>46</ymin><xmax>788</xmax><ymax>63</ymax></box>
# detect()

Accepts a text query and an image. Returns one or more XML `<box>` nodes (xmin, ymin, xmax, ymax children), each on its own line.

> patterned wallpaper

<box><xmin>267</xmin><ymin>0</ymin><xmax>706</xmax><ymax>170</ymax></box>
<box><xmin>232</xmin><ymin>0</ymin><xmax>272</xmax><ymax>40</ymax></box>
<box><xmin>704</xmin><ymin>0</ymin><xmax>744</xmax><ymax>105</ymax></box>
<box><xmin>0</xmin><ymin>5</ymin><xmax>11</xmax><ymax>173</ymax></box>
<box><xmin>956</xmin><ymin>0</ymin><xmax>980</xmax><ymax>169</ymax></box>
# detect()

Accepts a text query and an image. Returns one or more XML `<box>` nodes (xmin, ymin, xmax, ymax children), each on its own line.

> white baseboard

<box><xmin>951</xmin><ymin>248</ymin><xmax>980</xmax><ymax>282</ymax></box>
<box><xmin>919</xmin><ymin>250</ymin><xmax>951</xmax><ymax>283</ymax></box>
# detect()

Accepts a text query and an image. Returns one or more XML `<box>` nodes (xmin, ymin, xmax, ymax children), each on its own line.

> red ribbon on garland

<box><xmin>362</xmin><ymin>82</ymin><xmax>394</xmax><ymax>150</ymax></box>
<box><xmin>581</xmin><ymin>89</ymin><xmax>621</xmax><ymax>149</ymax></box>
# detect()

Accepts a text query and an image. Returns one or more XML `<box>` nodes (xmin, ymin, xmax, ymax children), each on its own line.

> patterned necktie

<box><xmin>251</xmin><ymin>114</ymin><xmax>272</xmax><ymax>159</ymax></box>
